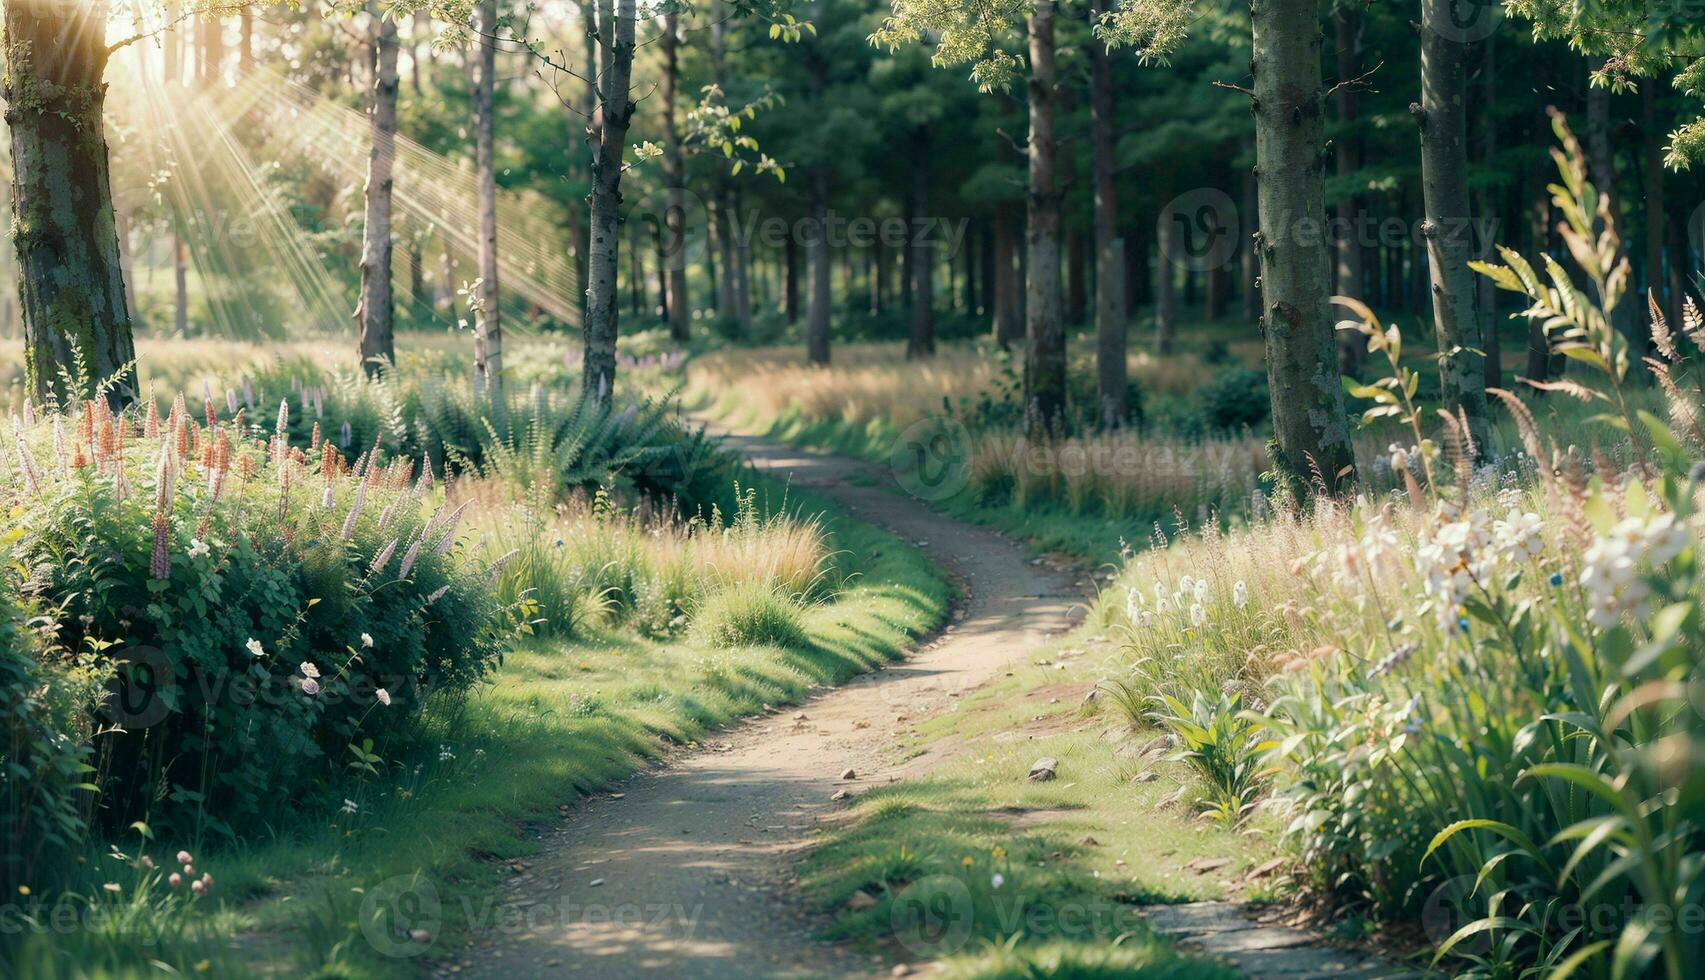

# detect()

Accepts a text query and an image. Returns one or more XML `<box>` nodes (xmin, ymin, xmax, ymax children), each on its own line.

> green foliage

<box><xmin>1193</xmin><ymin>367</ymin><xmax>1267</xmax><ymax>433</ymax></box>
<box><xmin>692</xmin><ymin>580</ymin><xmax>811</xmax><ymax>649</ymax></box>
<box><xmin>1146</xmin><ymin>689</ymin><xmax>1269</xmax><ymax>826</ymax></box>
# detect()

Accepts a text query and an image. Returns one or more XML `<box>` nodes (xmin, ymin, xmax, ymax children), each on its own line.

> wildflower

<box><xmin>191</xmin><ymin>880</ymin><xmax>206</xmax><ymax>895</ymax></box>
<box><xmin>369</xmin><ymin>539</ymin><xmax>398</xmax><ymax>574</ymax></box>
<box><xmin>427</xmin><ymin>584</ymin><xmax>452</xmax><ymax>604</ymax></box>
<box><xmin>168</xmin><ymin>873</ymin><xmax>182</xmax><ymax>888</ymax></box>
<box><xmin>17</xmin><ymin>886</ymin><xmax>28</xmax><ymax>896</ymax></box>
<box><xmin>1548</xmin><ymin>572</ymin><xmax>1564</xmax><ymax>587</ymax></box>
<box><xmin>301</xmin><ymin>677</ymin><xmax>321</xmax><ymax>696</ymax></box>
<box><xmin>439</xmin><ymin>745</ymin><xmax>456</xmax><ymax>762</ymax></box>
<box><xmin>1368</xmin><ymin>643</ymin><xmax>1418</xmax><ymax>680</ymax></box>
<box><xmin>962</xmin><ymin>856</ymin><xmax>974</xmax><ymax>867</ymax></box>
<box><xmin>1492</xmin><ymin>511</ymin><xmax>1545</xmax><ymax>561</ymax></box>
<box><xmin>187</xmin><ymin>538</ymin><xmax>210</xmax><ymax>559</ymax></box>
<box><xmin>245</xmin><ymin>638</ymin><xmax>265</xmax><ymax>658</ymax></box>
<box><xmin>1193</xmin><ymin>579</ymin><xmax>1209</xmax><ymax>603</ymax></box>
<box><xmin>1189</xmin><ymin>602</ymin><xmax>1206</xmax><ymax>626</ymax></box>
<box><xmin>300</xmin><ymin>662</ymin><xmax>320</xmax><ymax>679</ymax></box>
<box><xmin>1578</xmin><ymin>513</ymin><xmax>1687</xmax><ymax>628</ymax></box>
<box><xmin>991</xmin><ymin>845</ymin><xmax>1006</xmax><ymax>859</ymax></box>
<box><xmin>341</xmin><ymin>799</ymin><xmax>359</xmax><ymax>815</ymax></box>
<box><xmin>149</xmin><ymin>512</ymin><xmax>171</xmax><ymax>580</ymax></box>
<box><xmin>200</xmin><ymin>872</ymin><xmax>213</xmax><ymax>888</ymax></box>
<box><xmin>103</xmin><ymin>882</ymin><xmax>121</xmax><ymax>893</ymax></box>
<box><xmin>1232</xmin><ymin>581</ymin><xmax>1249</xmax><ymax>609</ymax></box>
<box><xmin>177</xmin><ymin>850</ymin><xmax>192</xmax><ymax>865</ymax></box>
<box><xmin>141</xmin><ymin>856</ymin><xmax>155</xmax><ymax>870</ymax></box>
<box><xmin>376</xmin><ymin>688</ymin><xmax>392</xmax><ymax>706</ymax></box>
<box><xmin>321</xmin><ymin>486</ymin><xmax>334</xmax><ymax>510</ymax></box>
<box><xmin>362</xmin><ymin>633</ymin><xmax>375</xmax><ymax>649</ymax></box>
<box><xmin>991</xmin><ymin>873</ymin><xmax>1005</xmax><ymax>890</ymax></box>
<box><xmin>398</xmin><ymin>538</ymin><xmax>423</xmax><ymax>579</ymax></box>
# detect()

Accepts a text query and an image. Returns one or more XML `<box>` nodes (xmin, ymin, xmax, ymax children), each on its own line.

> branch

<box><xmin>995</xmin><ymin>127</ymin><xmax>1028</xmax><ymax>154</ymax></box>
<box><xmin>1211</xmin><ymin>80</ymin><xmax>1255</xmax><ymax>99</ymax></box>
<box><xmin>1327</xmin><ymin>60</ymin><xmax>1384</xmax><ymax>98</ymax></box>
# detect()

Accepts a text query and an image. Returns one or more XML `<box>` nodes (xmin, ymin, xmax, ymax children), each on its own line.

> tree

<box><xmin>1416</xmin><ymin>0</ymin><xmax>1490</xmax><ymax>448</ymax></box>
<box><xmin>356</xmin><ymin>2</ymin><xmax>402</xmax><ymax>374</ymax></box>
<box><xmin>472</xmin><ymin>0</ymin><xmax>503</xmax><ymax>396</ymax></box>
<box><xmin>1104</xmin><ymin>0</ymin><xmax>1355</xmax><ymax>491</ymax></box>
<box><xmin>873</xmin><ymin>0</ymin><xmax>1067</xmax><ymax>436</ymax></box>
<box><xmin>6</xmin><ymin>0</ymin><xmax>139</xmax><ymax>408</ymax></box>
<box><xmin>907</xmin><ymin>127</ymin><xmax>935</xmax><ymax>358</ymax></box>
<box><xmin>660</xmin><ymin>10</ymin><xmax>691</xmax><ymax>341</ymax></box>
<box><xmin>1089</xmin><ymin>0</ymin><xmax>1127</xmax><ymax>429</ymax></box>
<box><xmin>582</xmin><ymin>0</ymin><xmax>637</xmax><ymax>399</ymax></box>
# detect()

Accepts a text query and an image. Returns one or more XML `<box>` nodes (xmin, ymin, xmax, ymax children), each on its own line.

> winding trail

<box><xmin>454</xmin><ymin>429</ymin><xmax>1087</xmax><ymax>978</ymax></box>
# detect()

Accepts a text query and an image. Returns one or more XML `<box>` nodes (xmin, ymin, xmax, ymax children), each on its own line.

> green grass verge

<box><xmin>798</xmin><ymin>635</ymin><xmax>1272</xmax><ymax>978</ymax></box>
<box><xmin>8</xmin><ymin>485</ymin><xmax>949</xmax><ymax>979</ymax></box>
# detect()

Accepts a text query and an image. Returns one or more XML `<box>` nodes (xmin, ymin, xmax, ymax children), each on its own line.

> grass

<box><xmin>799</xmin><ymin>629</ymin><xmax>1275</xmax><ymax>977</ymax></box>
<box><xmin>4</xmin><ymin>468</ymin><xmax>947</xmax><ymax>979</ymax></box>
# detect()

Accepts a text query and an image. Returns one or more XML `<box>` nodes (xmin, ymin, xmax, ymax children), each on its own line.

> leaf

<box><xmin>1546</xmin><ymin>940</ymin><xmax>1612</xmax><ymax>980</ymax></box>
<box><xmin>1422</xmin><ymin>819</ymin><xmax>1550</xmax><ymax>872</ymax></box>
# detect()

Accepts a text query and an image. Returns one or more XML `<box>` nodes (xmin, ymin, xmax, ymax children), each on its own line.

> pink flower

<box><xmin>301</xmin><ymin>677</ymin><xmax>321</xmax><ymax>696</ymax></box>
<box><xmin>168</xmin><ymin>873</ymin><xmax>182</xmax><ymax>888</ymax></box>
<box><xmin>191</xmin><ymin>880</ymin><xmax>206</xmax><ymax>895</ymax></box>
<box><xmin>176</xmin><ymin>850</ymin><xmax>193</xmax><ymax>865</ymax></box>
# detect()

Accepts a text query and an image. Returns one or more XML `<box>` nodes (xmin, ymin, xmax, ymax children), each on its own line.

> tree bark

<box><xmin>357</xmin><ymin>4</ymin><xmax>400</xmax><ymax>375</ymax></box>
<box><xmin>1416</xmin><ymin>0</ymin><xmax>1489</xmax><ymax>448</ymax></box>
<box><xmin>1023</xmin><ymin>1</ymin><xmax>1066</xmax><ymax>437</ymax></box>
<box><xmin>582</xmin><ymin>0</ymin><xmax>636</xmax><ymax>401</ymax></box>
<box><xmin>1477</xmin><ymin>32</ymin><xmax>1500</xmax><ymax>391</ymax></box>
<box><xmin>472</xmin><ymin>0</ymin><xmax>503</xmax><ymax>396</ymax></box>
<box><xmin>6</xmin><ymin>0</ymin><xmax>138</xmax><ymax>408</ymax></box>
<box><xmin>1240</xmin><ymin>164</ymin><xmax>1259</xmax><ymax>321</ymax></box>
<box><xmin>1585</xmin><ymin>57</ymin><xmax>1637</xmax><ymax>352</ymax></box>
<box><xmin>661</xmin><ymin>12</ymin><xmax>690</xmax><ymax>340</ymax></box>
<box><xmin>908</xmin><ymin>129</ymin><xmax>935</xmax><ymax>358</ymax></box>
<box><xmin>1066</xmin><ymin>229</ymin><xmax>1087</xmax><ymax>325</ymax></box>
<box><xmin>1643</xmin><ymin>85</ymin><xmax>1672</xmax><ymax>330</ymax></box>
<box><xmin>1090</xmin><ymin>0</ymin><xmax>1127</xmax><ymax>429</ymax></box>
<box><xmin>1154</xmin><ymin>217</ymin><xmax>1175</xmax><ymax>354</ymax></box>
<box><xmin>1332</xmin><ymin>1</ymin><xmax>1365</xmax><ymax>374</ymax></box>
<box><xmin>992</xmin><ymin>202</ymin><xmax>1022</xmax><ymax>348</ymax></box>
<box><xmin>807</xmin><ymin>174</ymin><xmax>832</xmax><ymax>364</ymax></box>
<box><xmin>784</xmin><ymin>236</ymin><xmax>799</xmax><ymax>323</ymax></box>
<box><xmin>1251</xmin><ymin>0</ymin><xmax>1356</xmax><ymax>492</ymax></box>
<box><xmin>174</xmin><ymin>233</ymin><xmax>188</xmax><ymax>336</ymax></box>
<box><xmin>240</xmin><ymin>9</ymin><xmax>254</xmax><ymax>72</ymax></box>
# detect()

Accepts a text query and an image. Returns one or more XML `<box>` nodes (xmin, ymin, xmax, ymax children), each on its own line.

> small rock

<box><xmin>1247</xmin><ymin>857</ymin><xmax>1287</xmax><ymax>881</ymax></box>
<box><xmin>1027</xmin><ymin>757</ymin><xmax>1059</xmax><ymax>782</ymax></box>
<box><xmin>1184</xmin><ymin>857</ymin><xmax>1232</xmax><ymax>875</ymax></box>
<box><xmin>840</xmin><ymin>768</ymin><xmax>857</xmax><ymax>780</ymax></box>
<box><xmin>832</xmin><ymin>789</ymin><xmax>852</xmax><ymax>801</ymax></box>
<box><xmin>1081</xmin><ymin>688</ymin><xmax>1100</xmax><ymax>705</ymax></box>
<box><xmin>845</xmin><ymin>889</ymin><xmax>879</xmax><ymax>911</ymax></box>
<box><xmin>891</xmin><ymin>965</ymin><xmax>911</xmax><ymax>976</ymax></box>
<box><xmin>589</xmin><ymin>878</ymin><xmax>606</xmax><ymax>887</ymax></box>
<box><xmin>794</xmin><ymin>712</ymin><xmax>808</xmax><ymax>720</ymax></box>
<box><xmin>1132</xmin><ymin>771</ymin><xmax>1159</xmax><ymax>783</ymax></box>
<box><xmin>609</xmin><ymin>792</ymin><xmax>626</xmax><ymax>800</ymax></box>
<box><xmin>409</xmin><ymin>929</ymin><xmax>434</xmax><ymax>944</ymax></box>
<box><xmin>1077</xmin><ymin>835</ymin><xmax>1101</xmax><ymax>847</ymax></box>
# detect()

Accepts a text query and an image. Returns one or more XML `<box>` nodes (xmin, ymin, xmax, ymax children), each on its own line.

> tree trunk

<box><xmin>582</xmin><ymin>0</ymin><xmax>636</xmax><ymax>401</ymax></box>
<box><xmin>239</xmin><ymin>8</ymin><xmax>254</xmax><ymax>72</ymax></box>
<box><xmin>174</xmin><ymin>233</ymin><xmax>188</xmax><ymax>335</ymax></box>
<box><xmin>1333</xmin><ymin>1</ymin><xmax>1365</xmax><ymax>374</ymax></box>
<box><xmin>807</xmin><ymin>174</ymin><xmax>832</xmax><ymax>364</ymax></box>
<box><xmin>1090</xmin><ymin>0</ymin><xmax>1127</xmax><ymax>429</ymax></box>
<box><xmin>784</xmin><ymin>236</ymin><xmax>799</xmax><ymax>323</ymax></box>
<box><xmin>1585</xmin><ymin>57</ymin><xmax>1637</xmax><ymax>352</ymax></box>
<box><xmin>199</xmin><ymin>13</ymin><xmax>223</xmax><ymax>86</ymax></box>
<box><xmin>6</xmin><ymin>0</ymin><xmax>138</xmax><ymax>408</ymax></box>
<box><xmin>733</xmin><ymin>188</ymin><xmax>753</xmax><ymax>324</ymax></box>
<box><xmin>1643</xmin><ymin>86</ymin><xmax>1672</xmax><ymax>330</ymax></box>
<box><xmin>1477</xmin><ymin>32</ymin><xmax>1500</xmax><ymax>391</ymax></box>
<box><xmin>356</xmin><ymin>4</ymin><xmax>400</xmax><ymax>375</ymax></box>
<box><xmin>165</xmin><ymin>2</ymin><xmax>182</xmax><ymax>85</ymax></box>
<box><xmin>980</xmin><ymin>222</ymin><xmax>995</xmax><ymax>315</ymax></box>
<box><xmin>1251</xmin><ymin>0</ymin><xmax>1356</xmax><ymax>492</ymax></box>
<box><xmin>1240</xmin><ymin>165</ymin><xmax>1260</xmax><ymax>321</ymax></box>
<box><xmin>472</xmin><ymin>0</ymin><xmax>503</xmax><ymax>396</ymax></box>
<box><xmin>908</xmin><ymin>129</ymin><xmax>935</xmax><ymax>358</ymax></box>
<box><xmin>1066</xmin><ymin>229</ymin><xmax>1087</xmax><ymax>325</ymax></box>
<box><xmin>661</xmin><ymin>12</ymin><xmax>690</xmax><ymax>341</ymax></box>
<box><xmin>870</xmin><ymin>240</ymin><xmax>884</xmax><ymax>316</ymax></box>
<box><xmin>1416</xmin><ymin>0</ymin><xmax>1489</xmax><ymax>448</ymax></box>
<box><xmin>1154</xmin><ymin>217</ymin><xmax>1175</xmax><ymax>354</ymax></box>
<box><xmin>992</xmin><ymin>203</ymin><xmax>1022</xmax><ymax>348</ymax></box>
<box><xmin>1023</xmin><ymin>1</ymin><xmax>1066</xmax><ymax>437</ymax></box>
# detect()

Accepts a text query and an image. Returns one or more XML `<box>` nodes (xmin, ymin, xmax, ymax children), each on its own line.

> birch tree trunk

<box><xmin>1333</xmin><ymin>0</ymin><xmax>1365</xmax><ymax>374</ymax></box>
<box><xmin>472</xmin><ymin>0</ymin><xmax>503</xmax><ymax>396</ymax></box>
<box><xmin>907</xmin><ymin>129</ymin><xmax>935</xmax><ymax>358</ymax></box>
<box><xmin>1023</xmin><ymin>1</ymin><xmax>1066</xmax><ymax>437</ymax></box>
<box><xmin>661</xmin><ymin>12</ymin><xmax>690</xmax><ymax>341</ymax></box>
<box><xmin>582</xmin><ymin>0</ymin><xmax>636</xmax><ymax>401</ymax></box>
<box><xmin>1090</xmin><ymin>0</ymin><xmax>1126</xmax><ymax>429</ymax></box>
<box><xmin>6</xmin><ymin>0</ymin><xmax>138</xmax><ymax>407</ymax></box>
<box><xmin>1416</xmin><ymin>0</ymin><xmax>1489</xmax><ymax>449</ymax></box>
<box><xmin>1251</xmin><ymin>0</ymin><xmax>1356</xmax><ymax>492</ymax></box>
<box><xmin>357</xmin><ymin>5</ymin><xmax>400</xmax><ymax>375</ymax></box>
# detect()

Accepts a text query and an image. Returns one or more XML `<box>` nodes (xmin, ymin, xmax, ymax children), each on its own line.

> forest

<box><xmin>3</xmin><ymin>0</ymin><xmax>1705</xmax><ymax>977</ymax></box>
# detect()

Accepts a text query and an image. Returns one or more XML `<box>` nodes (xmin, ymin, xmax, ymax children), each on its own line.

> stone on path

<box><xmin>1027</xmin><ymin>757</ymin><xmax>1058</xmax><ymax>781</ymax></box>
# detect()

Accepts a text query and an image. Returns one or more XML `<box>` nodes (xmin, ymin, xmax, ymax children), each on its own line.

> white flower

<box><xmin>341</xmin><ymin>798</ymin><xmax>359</xmax><ymax>815</ymax></box>
<box><xmin>1123</xmin><ymin>587</ymin><xmax>1145</xmax><ymax>623</ymax></box>
<box><xmin>1193</xmin><ymin>579</ymin><xmax>1209</xmax><ymax>603</ymax></box>
<box><xmin>299</xmin><ymin>662</ymin><xmax>320</xmax><ymax>679</ymax></box>
<box><xmin>1493</xmin><ymin>511</ymin><xmax>1545</xmax><ymax>561</ymax></box>
<box><xmin>990</xmin><ymin>873</ymin><xmax>1005</xmax><ymax>890</ymax></box>
<box><xmin>245</xmin><ymin>638</ymin><xmax>265</xmax><ymax>658</ymax></box>
<box><xmin>1189</xmin><ymin>602</ymin><xmax>1206</xmax><ymax>626</ymax></box>
<box><xmin>1232</xmin><ymin>581</ymin><xmax>1248</xmax><ymax>609</ymax></box>
<box><xmin>438</xmin><ymin>745</ymin><xmax>456</xmax><ymax>762</ymax></box>
<box><xmin>301</xmin><ymin>677</ymin><xmax>321</xmax><ymax>696</ymax></box>
<box><xmin>187</xmin><ymin>538</ymin><xmax>210</xmax><ymax>558</ymax></box>
<box><xmin>361</xmin><ymin>632</ymin><xmax>375</xmax><ymax>648</ymax></box>
<box><xmin>375</xmin><ymin>688</ymin><xmax>392</xmax><ymax>706</ymax></box>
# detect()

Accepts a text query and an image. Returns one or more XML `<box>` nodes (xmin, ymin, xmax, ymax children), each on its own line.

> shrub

<box><xmin>5</xmin><ymin>394</ymin><xmax>506</xmax><ymax>837</ymax></box>
<box><xmin>1194</xmin><ymin>367</ymin><xmax>1269</xmax><ymax>432</ymax></box>
<box><xmin>692</xmin><ymin>582</ymin><xmax>810</xmax><ymax>649</ymax></box>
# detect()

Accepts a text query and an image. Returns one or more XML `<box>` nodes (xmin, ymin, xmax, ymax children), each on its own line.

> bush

<box><xmin>1193</xmin><ymin>367</ymin><xmax>1269</xmax><ymax>432</ymax></box>
<box><xmin>6</xmin><ymin>394</ymin><xmax>507</xmax><ymax>837</ymax></box>
<box><xmin>692</xmin><ymin>581</ymin><xmax>810</xmax><ymax>649</ymax></box>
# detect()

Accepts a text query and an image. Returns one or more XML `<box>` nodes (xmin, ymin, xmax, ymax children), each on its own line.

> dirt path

<box><xmin>452</xmin><ymin>430</ymin><xmax>1086</xmax><ymax>979</ymax></box>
